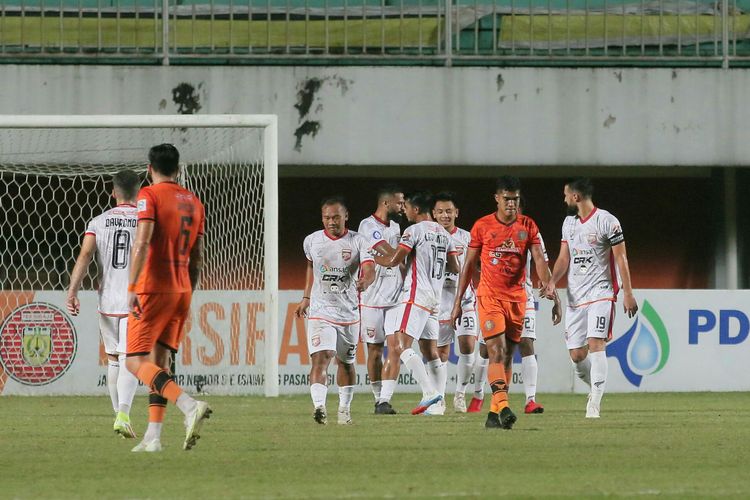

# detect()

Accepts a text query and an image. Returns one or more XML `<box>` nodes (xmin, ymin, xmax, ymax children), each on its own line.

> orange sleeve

<box><xmin>137</xmin><ymin>188</ymin><xmax>156</xmax><ymax>222</ymax></box>
<box><xmin>528</xmin><ymin>217</ymin><xmax>541</xmax><ymax>245</ymax></box>
<box><xmin>197</xmin><ymin>201</ymin><xmax>206</xmax><ymax>236</ymax></box>
<box><xmin>469</xmin><ymin>219</ymin><xmax>483</xmax><ymax>248</ymax></box>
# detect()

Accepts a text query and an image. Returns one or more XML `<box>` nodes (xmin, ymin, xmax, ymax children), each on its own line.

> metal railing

<box><xmin>0</xmin><ymin>0</ymin><xmax>747</xmax><ymax>64</ymax></box>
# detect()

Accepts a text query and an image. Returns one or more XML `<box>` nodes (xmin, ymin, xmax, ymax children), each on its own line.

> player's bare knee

<box><xmin>569</xmin><ymin>349</ymin><xmax>587</xmax><ymax>363</ymax></box>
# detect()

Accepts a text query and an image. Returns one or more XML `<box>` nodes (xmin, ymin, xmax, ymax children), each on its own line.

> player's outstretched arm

<box><xmin>294</xmin><ymin>261</ymin><xmax>314</xmax><ymax>318</ymax></box>
<box><xmin>356</xmin><ymin>262</ymin><xmax>376</xmax><ymax>292</ymax></box>
<box><xmin>66</xmin><ymin>234</ymin><xmax>97</xmax><ymax>316</ymax></box>
<box><xmin>127</xmin><ymin>220</ymin><xmax>155</xmax><ymax>319</ymax></box>
<box><xmin>531</xmin><ymin>243</ymin><xmax>552</xmax><ymax>291</ymax></box>
<box><xmin>451</xmin><ymin>247</ymin><xmax>479</xmax><ymax>328</ymax></box>
<box><xmin>188</xmin><ymin>235</ymin><xmax>205</xmax><ymax>291</ymax></box>
<box><xmin>371</xmin><ymin>241</ymin><xmax>397</xmax><ymax>259</ymax></box>
<box><xmin>543</xmin><ymin>242</ymin><xmax>570</xmax><ymax>298</ymax></box>
<box><xmin>612</xmin><ymin>242</ymin><xmax>638</xmax><ymax>318</ymax></box>
<box><xmin>373</xmin><ymin>245</ymin><xmax>409</xmax><ymax>269</ymax></box>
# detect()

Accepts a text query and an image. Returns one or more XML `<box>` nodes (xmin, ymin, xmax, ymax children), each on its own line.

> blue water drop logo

<box><xmin>607</xmin><ymin>300</ymin><xmax>670</xmax><ymax>387</ymax></box>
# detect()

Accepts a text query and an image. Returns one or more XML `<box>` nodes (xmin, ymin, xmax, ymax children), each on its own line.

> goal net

<box><xmin>0</xmin><ymin>115</ymin><xmax>279</xmax><ymax>397</ymax></box>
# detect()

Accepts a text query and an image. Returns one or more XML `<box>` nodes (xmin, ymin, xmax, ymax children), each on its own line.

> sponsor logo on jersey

<box><xmin>0</xmin><ymin>303</ymin><xmax>78</xmax><ymax>386</ymax></box>
<box><xmin>607</xmin><ymin>300</ymin><xmax>670</xmax><ymax>387</ymax></box>
<box><xmin>373</xmin><ymin>230</ymin><xmax>382</xmax><ymax>240</ymax></box>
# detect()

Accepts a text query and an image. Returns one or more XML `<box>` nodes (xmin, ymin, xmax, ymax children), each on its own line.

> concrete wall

<box><xmin>1</xmin><ymin>65</ymin><xmax>747</xmax><ymax>166</ymax></box>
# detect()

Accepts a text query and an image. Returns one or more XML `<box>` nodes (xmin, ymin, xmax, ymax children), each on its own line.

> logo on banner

<box><xmin>0</xmin><ymin>303</ymin><xmax>78</xmax><ymax>386</ymax></box>
<box><xmin>606</xmin><ymin>300</ymin><xmax>670</xmax><ymax>387</ymax></box>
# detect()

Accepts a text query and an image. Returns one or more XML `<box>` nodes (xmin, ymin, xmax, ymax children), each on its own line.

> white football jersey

<box><xmin>358</xmin><ymin>215</ymin><xmax>403</xmax><ymax>308</ymax></box>
<box><xmin>524</xmin><ymin>233</ymin><xmax>549</xmax><ymax>307</ymax></box>
<box><xmin>439</xmin><ymin>226</ymin><xmax>475</xmax><ymax>321</ymax></box>
<box><xmin>399</xmin><ymin>220</ymin><xmax>456</xmax><ymax>313</ymax></box>
<box><xmin>84</xmin><ymin>204</ymin><xmax>138</xmax><ymax>315</ymax></box>
<box><xmin>562</xmin><ymin>207</ymin><xmax>624</xmax><ymax>308</ymax></box>
<box><xmin>303</xmin><ymin>229</ymin><xmax>373</xmax><ymax>324</ymax></box>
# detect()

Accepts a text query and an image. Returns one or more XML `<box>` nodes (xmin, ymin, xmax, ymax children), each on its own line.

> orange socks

<box><xmin>135</xmin><ymin>361</ymin><xmax>184</xmax><ymax>404</ymax></box>
<box><xmin>488</xmin><ymin>362</ymin><xmax>509</xmax><ymax>413</ymax></box>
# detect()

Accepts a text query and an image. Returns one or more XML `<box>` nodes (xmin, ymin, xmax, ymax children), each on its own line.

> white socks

<box><xmin>371</xmin><ymin>380</ymin><xmax>382</xmax><ymax>402</ymax></box>
<box><xmin>379</xmin><ymin>380</ymin><xmax>396</xmax><ymax>404</ymax></box>
<box><xmin>116</xmin><ymin>354</ymin><xmax>138</xmax><ymax>415</ymax></box>
<box><xmin>589</xmin><ymin>351</ymin><xmax>607</xmax><ymax>406</ymax></box>
<box><xmin>176</xmin><ymin>393</ymin><xmax>197</xmax><ymax>416</ymax></box>
<box><xmin>521</xmin><ymin>355</ymin><xmax>538</xmax><ymax>403</ymax></box>
<box><xmin>338</xmin><ymin>385</ymin><xmax>355</xmax><ymax>411</ymax></box>
<box><xmin>426</xmin><ymin>359</ymin><xmax>447</xmax><ymax>397</ymax></box>
<box><xmin>455</xmin><ymin>353</ymin><xmax>474</xmax><ymax>394</ymax></box>
<box><xmin>107</xmin><ymin>359</ymin><xmax>119</xmax><ymax>414</ymax></box>
<box><xmin>574</xmin><ymin>356</ymin><xmax>592</xmax><ymax>386</ymax></box>
<box><xmin>143</xmin><ymin>422</ymin><xmax>163</xmax><ymax>442</ymax></box>
<box><xmin>400</xmin><ymin>348</ymin><xmax>436</xmax><ymax>397</ymax></box>
<box><xmin>310</xmin><ymin>383</ymin><xmax>327</xmax><ymax>408</ymax></box>
<box><xmin>473</xmin><ymin>356</ymin><xmax>489</xmax><ymax>398</ymax></box>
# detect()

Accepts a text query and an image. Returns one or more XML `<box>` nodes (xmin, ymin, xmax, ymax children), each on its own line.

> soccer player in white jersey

<box><xmin>294</xmin><ymin>196</ymin><xmax>375</xmax><ymax>425</ymax></box>
<box><xmin>431</xmin><ymin>192</ymin><xmax>479</xmax><ymax>414</ymax></box>
<box><xmin>372</xmin><ymin>191</ymin><xmax>460</xmax><ymax>415</ymax></box>
<box><xmin>543</xmin><ymin>178</ymin><xmax>638</xmax><ymax>418</ymax></box>
<box><xmin>504</xmin><ymin>199</ymin><xmax>561</xmax><ymax>415</ymax></box>
<box><xmin>66</xmin><ymin>170</ymin><xmax>141</xmax><ymax>439</ymax></box>
<box><xmin>357</xmin><ymin>186</ymin><xmax>405</xmax><ymax>415</ymax></box>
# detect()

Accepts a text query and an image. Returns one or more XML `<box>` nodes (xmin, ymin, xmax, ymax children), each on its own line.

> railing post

<box><xmin>445</xmin><ymin>0</ymin><xmax>453</xmax><ymax>66</ymax></box>
<box><xmin>722</xmin><ymin>0</ymin><xmax>729</xmax><ymax>68</ymax></box>
<box><xmin>162</xmin><ymin>0</ymin><xmax>170</xmax><ymax>65</ymax></box>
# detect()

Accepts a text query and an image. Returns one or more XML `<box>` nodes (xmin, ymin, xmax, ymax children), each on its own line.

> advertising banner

<box><xmin>1</xmin><ymin>290</ymin><xmax>748</xmax><ymax>395</ymax></box>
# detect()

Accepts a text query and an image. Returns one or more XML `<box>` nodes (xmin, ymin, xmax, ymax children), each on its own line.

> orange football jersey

<box><xmin>469</xmin><ymin>213</ymin><xmax>540</xmax><ymax>302</ymax></box>
<box><xmin>135</xmin><ymin>181</ymin><xmax>205</xmax><ymax>293</ymax></box>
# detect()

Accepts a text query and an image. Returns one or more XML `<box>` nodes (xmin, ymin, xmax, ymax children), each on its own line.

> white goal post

<box><xmin>0</xmin><ymin>114</ymin><xmax>279</xmax><ymax>397</ymax></box>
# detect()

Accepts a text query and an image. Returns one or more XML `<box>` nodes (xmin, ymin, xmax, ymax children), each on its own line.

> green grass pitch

<box><xmin>2</xmin><ymin>392</ymin><xmax>750</xmax><ymax>498</ymax></box>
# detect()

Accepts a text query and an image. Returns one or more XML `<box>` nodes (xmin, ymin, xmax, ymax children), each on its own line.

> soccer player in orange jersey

<box><xmin>450</xmin><ymin>176</ymin><xmax>553</xmax><ymax>429</ymax></box>
<box><xmin>125</xmin><ymin>144</ymin><xmax>211</xmax><ymax>452</ymax></box>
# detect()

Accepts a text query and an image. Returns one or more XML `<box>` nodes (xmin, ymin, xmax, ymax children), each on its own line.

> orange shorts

<box><xmin>127</xmin><ymin>292</ymin><xmax>191</xmax><ymax>355</ymax></box>
<box><xmin>476</xmin><ymin>296</ymin><xmax>525</xmax><ymax>343</ymax></box>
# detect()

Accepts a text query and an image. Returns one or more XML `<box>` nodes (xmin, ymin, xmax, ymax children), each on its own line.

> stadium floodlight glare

<box><xmin>0</xmin><ymin>114</ymin><xmax>279</xmax><ymax>397</ymax></box>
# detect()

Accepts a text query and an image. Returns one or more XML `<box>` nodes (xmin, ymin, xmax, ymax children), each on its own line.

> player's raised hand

<box><xmin>128</xmin><ymin>292</ymin><xmax>142</xmax><ymax>320</ymax></box>
<box><xmin>294</xmin><ymin>297</ymin><xmax>310</xmax><ymax>318</ymax></box>
<box><xmin>66</xmin><ymin>295</ymin><xmax>80</xmax><ymax>316</ymax></box>
<box><xmin>623</xmin><ymin>291</ymin><xmax>638</xmax><ymax>318</ymax></box>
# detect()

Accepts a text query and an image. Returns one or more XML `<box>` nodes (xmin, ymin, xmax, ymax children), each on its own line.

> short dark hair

<box><xmin>112</xmin><ymin>169</ymin><xmax>141</xmax><ymax>201</ymax></box>
<box><xmin>566</xmin><ymin>177</ymin><xmax>594</xmax><ymax>199</ymax></box>
<box><xmin>148</xmin><ymin>143</ymin><xmax>180</xmax><ymax>176</ymax></box>
<box><xmin>433</xmin><ymin>191</ymin><xmax>458</xmax><ymax>208</ymax></box>
<box><xmin>405</xmin><ymin>190</ymin><xmax>433</xmax><ymax>214</ymax></box>
<box><xmin>496</xmin><ymin>175</ymin><xmax>522</xmax><ymax>193</ymax></box>
<box><xmin>376</xmin><ymin>184</ymin><xmax>403</xmax><ymax>202</ymax></box>
<box><xmin>321</xmin><ymin>195</ymin><xmax>348</xmax><ymax>211</ymax></box>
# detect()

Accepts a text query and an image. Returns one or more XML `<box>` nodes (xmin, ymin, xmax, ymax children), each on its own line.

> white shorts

<box><xmin>390</xmin><ymin>303</ymin><xmax>439</xmax><ymax>341</ymax></box>
<box><xmin>360</xmin><ymin>305</ymin><xmax>399</xmax><ymax>344</ymax></box>
<box><xmin>98</xmin><ymin>314</ymin><xmax>128</xmax><ymax>355</ymax></box>
<box><xmin>522</xmin><ymin>301</ymin><xmax>537</xmax><ymax>340</ymax></box>
<box><xmin>564</xmin><ymin>300</ymin><xmax>615</xmax><ymax>350</ymax></box>
<box><xmin>307</xmin><ymin>319</ymin><xmax>358</xmax><ymax>364</ymax></box>
<box><xmin>437</xmin><ymin>310</ymin><xmax>478</xmax><ymax>347</ymax></box>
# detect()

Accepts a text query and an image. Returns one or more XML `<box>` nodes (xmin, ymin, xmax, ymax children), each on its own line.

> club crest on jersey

<box><xmin>341</xmin><ymin>248</ymin><xmax>352</xmax><ymax>261</ymax></box>
<box><xmin>518</xmin><ymin>230</ymin><xmax>528</xmax><ymax>241</ymax></box>
<box><xmin>137</xmin><ymin>199</ymin><xmax>147</xmax><ymax>212</ymax></box>
<box><xmin>587</xmin><ymin>233</ymin><xmax>597</xmax><ymax>244</ymax></box>
<box><xmin>366</xmin><ymin>328</ymin><xmax>376</xmax><ymax>338</ymax></box>
<box><xmin>484</xmin><ymin>320</ymin><xmax>495</xmax><ymax>332</ymax></box>
<box><xmin>311</xmin><ymin>334</ymin><xmax>321</xmax><ymax>347</ymax></box>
